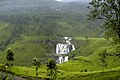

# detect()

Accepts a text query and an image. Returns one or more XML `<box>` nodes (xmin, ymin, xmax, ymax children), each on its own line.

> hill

<box><xmin>0</xmin><ymin>37</ymin><xmax>120</xmax><ymax>80</ymax></box>
<box><xmin>0</xmin><ymin>0</ymin><xmax>104</xmax><ymax>66</ymax></box>
<box><xmin>61</xmin><ymin>37</ymin><xmax>120</xmax><ymax>71</ymax></box>
<box><xmin>0</xmin><ymin>0</ymin><xmax>120</xmax><ymax>79</ymax></box>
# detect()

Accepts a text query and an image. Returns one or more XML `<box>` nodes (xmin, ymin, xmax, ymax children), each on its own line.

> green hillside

<box><xmin>70</xmin><ymin>37</ymin><xmax>114</xmax><ymax>57</ymax></box>
<box><xmin>61</xmin><ymin>37</ymin><xmax>120</xmax><ymax>71</ymax></box>
<box><xmin>55</xmin><ymin>37</ymin><xmax>120</xmax><ymax>80</ymax></box>
<box><xmin>0</xmin><ymin>0</ymin><xmax>104</xmax><ymax>66</ymax></box>
<box><xmin>0</xmin><ymin>0</ymin><xmax>120</xmax><ymax>79</ymax></box>
<box><xmin>0</xmin><ymin>37</ymin><xmax>120</xmax><ymax>80</ymax></box>
<box><xmin>0</xmin><ymin>65</ymin><xmax>120</xmax><ymax>80</ymax></box>
<box><xmin>0</xmin><ymin>35</ymin><xmax>54</xmax><ymax>66</ymax></box>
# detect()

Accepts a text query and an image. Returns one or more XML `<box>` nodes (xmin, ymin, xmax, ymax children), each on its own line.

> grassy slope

<box><xmin>0</xmin><ymin>37</ymin><xmax>120</xmax><ymax>80</ymax></box>
<box><xmin>0</xmin><ymin>22</ymin><xmax>12</xmax><ymax>52</ymax></box>
<box><xmin>0</xmin><ymin>65</ymin><xmax>120</xmax><ymax>80</ymax></box>
<box><xmin>61</xmin><ymin>37</ymin><xmax>120</xmax><ymax>71</ymax></box>
<box><xmin>0</xmin><ymin>35</ymin><xmax>54</xmax><ymax>66</ymax></box>
<box><xmin>71</xmin><ymin>37</ymin><xmax>113</xmax><ymax>56</ymax></box>
<box><xmin>58</xmin><ymin>37</ymin><xmax>120</xmax><ymax>79</ymax></box>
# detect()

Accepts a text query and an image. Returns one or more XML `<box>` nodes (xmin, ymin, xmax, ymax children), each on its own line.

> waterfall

<box><xmin>55</xmin><ymin>37</ymin><xmax>75</xmax><ymax>64</ymax></box>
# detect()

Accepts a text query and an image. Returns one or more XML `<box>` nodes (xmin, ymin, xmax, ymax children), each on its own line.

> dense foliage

<box><xmin>47</xmin><ymin>59</ymin><xmax>57</xmax><ymax>80</ymax></box>
<box><xmin>88</xmin><ymin>0</ymin><xmax>120</xmax><ymax>44</ymax></box>
<box><xmin>0</xmin><ymin>0</ymin><xmax>104</xmax><ymax>65</ymax></box>
<box><xmin>32</xmin><ymin>57</ymin><xmax>41</xmax><ymax>77</ymax></box>
<box><xmin>0</xmin><ymin>0</ymin><xmax>103</xmax><ymax>50</ymax></box>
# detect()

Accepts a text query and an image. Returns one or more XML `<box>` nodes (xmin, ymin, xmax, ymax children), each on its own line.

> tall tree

<box><xmin>88</xmin><ymin>0</ymin><xmax>120</xmax><ymax>49</ymax></box>
<box><xmin>32</xmin><ymin>57</ymin><xmax>41</xmax><ymax>77</ymax></box>
<box><xmin>47</xmin><ymin>59</ymin><xmax>57</xmax><ymax>80</ymax></box>
<box><xmin>6</xmin><ymin>48</ymin><xmax>14</xmax><ymax>66</ymax></box>
<box><xmin>99</xmin><ymin>49</ymin><xmax>108</xmax><ymax>70</ymax></box>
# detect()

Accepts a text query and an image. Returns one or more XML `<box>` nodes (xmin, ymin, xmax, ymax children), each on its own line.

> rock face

<box><xmin>55</xmin><ymin>37</ymin><xmax>75</xmax><ymax>64</ymax></box>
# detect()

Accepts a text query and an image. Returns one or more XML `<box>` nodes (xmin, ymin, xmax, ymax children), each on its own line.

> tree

<box><xmin>99</xmin><ymin>49</ymin><xmax>108</xmax><ymax>70</ymax></box>
<box><xmin>88</xmin><ymin>0</ymin><xmax>120</xmax><ymax>50</ymax></box>
<box><xmin>47</xmin><ymin>59</ymin><xmax>57</xmax><ymax>80</ymax></box>
<box><xmin>6</xmin><ymin>48</ymin><xmax>14</xmax><ymax>66</ymax></box>
<box><xmin>32</xmin><ymin>57</ymin><xmax>41</xmax><ymax>77</ymax></box>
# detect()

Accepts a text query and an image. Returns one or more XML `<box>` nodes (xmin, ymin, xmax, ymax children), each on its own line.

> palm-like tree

<box><xmin>32</xmin><ymin>57</ymin><xmax>41</xmax><ymax>77</ymax></box>
<box><xmin>47</xmin><ymin>59</ymin><xmax>57</xmax><ymax>80</ymax></box>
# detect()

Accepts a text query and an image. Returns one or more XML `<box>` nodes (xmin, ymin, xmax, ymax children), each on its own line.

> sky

<box><xmin>55</xmin><ymin>0</ymin><xmax>92</xmax><ymax>3</ymax></box>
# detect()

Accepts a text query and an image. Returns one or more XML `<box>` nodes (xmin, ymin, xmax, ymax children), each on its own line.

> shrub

<box><xmin>84</xmin><ymin>69</ymin><xmax>87</xmax><ymax>72</ymax></box>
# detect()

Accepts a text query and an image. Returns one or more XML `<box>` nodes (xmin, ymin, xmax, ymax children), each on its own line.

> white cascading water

<box><xmin>56</xmin><ymin>37</ymin><xmax>75</xmax><ymax>64</ymax></box>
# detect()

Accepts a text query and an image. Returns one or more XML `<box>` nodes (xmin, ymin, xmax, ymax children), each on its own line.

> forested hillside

<box><xmin>0</xmin><ymin>0</ymin><xmax>120</xmax><ymax>80</ymax></box>
<box><xmin>0</xmin><ymin>0</ymin><xmax>103</xmax><ymax>65</ymax></box>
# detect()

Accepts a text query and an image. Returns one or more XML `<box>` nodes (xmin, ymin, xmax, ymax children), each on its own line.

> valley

<box><xmin>0</xmin><ymin>0</ymin><xmax>120</xmax><ymax>80</ymax></box>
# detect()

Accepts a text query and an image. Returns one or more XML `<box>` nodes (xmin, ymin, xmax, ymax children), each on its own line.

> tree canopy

<box><xmin>47</xmin><ymin>59</ymin><xmax>57</xmax><ymax>80</ymax></box>
<box><xmin>32</xmin><ymin>57</ymin><xmax>41</xmax><ymax>77</ymax></box>
<box><xmin>32</xmin><ymin>57</ymin><xmax>41</xmax><ymax>67</ymax></box>
<box><xmin>6</xmin><ymin>48</ymin><xmax>14</xmax><ymax>61</ymax></box>
<box><xmin>88</xmin><ymin>0</ymin><xmax>120</xmax><ymax>44</ymax></box>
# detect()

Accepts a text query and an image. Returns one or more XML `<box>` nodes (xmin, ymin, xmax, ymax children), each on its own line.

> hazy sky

<box><xmin>56</xmin><ymin>0</ymin><xmax>92</xmax><ymax>2</ymax></box>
